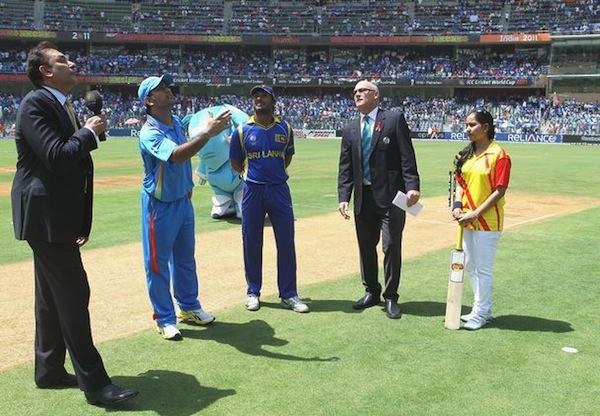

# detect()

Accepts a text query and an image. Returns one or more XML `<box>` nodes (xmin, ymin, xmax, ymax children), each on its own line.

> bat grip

<box><xmin>447</xmin><ymin>171</ymin><xmax>452</xmax><ymax>208</ymax></box>
<box><xmin>456</xmin><ymin>226</ymin><xmax>464</xmax><ymax>251</ymax></box>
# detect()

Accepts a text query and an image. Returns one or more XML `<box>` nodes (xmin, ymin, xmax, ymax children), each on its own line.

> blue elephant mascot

<box><xmin>183</xmin><ymin>104</ymin><xmax>248</xmax><ymax>219</ymax></box>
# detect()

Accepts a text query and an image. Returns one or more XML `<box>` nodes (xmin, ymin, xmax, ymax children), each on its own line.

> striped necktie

<box><xmin>65</xmin><ymin>99</ymin><xmax>78</xmax><ymax>129</ymax></box>
<box><xmin>361</xmin><ymin>116</ymin><xmax>371</xmax><ymax>182</ymax></box>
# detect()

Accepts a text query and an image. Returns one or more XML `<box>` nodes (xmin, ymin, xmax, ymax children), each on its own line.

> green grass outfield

<box><xmin>1</xmin><ymin>139</ymin><xmax>599</xmax><ymax>415</ymax></box>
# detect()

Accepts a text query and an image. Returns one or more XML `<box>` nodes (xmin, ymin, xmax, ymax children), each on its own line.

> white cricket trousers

<box><xmin>463</xmin><ymin>229</ymin><xmax>502</xmax><ymax>318</ymax></box>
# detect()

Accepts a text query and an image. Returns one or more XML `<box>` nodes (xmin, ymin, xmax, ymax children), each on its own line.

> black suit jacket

<box><xmin>338</xmin><ymin>108</ymin><xmax>420</xmax><ymax>214</ymax></box>
<box><xmin>11</xmin><ymin>87</ymin><xmax>97</xmax><ymax>243</ymax></box>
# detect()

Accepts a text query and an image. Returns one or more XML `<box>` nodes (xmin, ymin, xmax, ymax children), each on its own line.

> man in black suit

<box><xmin>338</xmin><ymin>80</ymin><xmax>420</xmax><ymax>319</ymax></box>
<box><xmin>11</xmin><ymin>41</ymin><xmax>138</xmax><ymax>406</ymax></box>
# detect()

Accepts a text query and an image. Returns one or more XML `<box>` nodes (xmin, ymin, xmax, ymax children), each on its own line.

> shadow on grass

<box><xmin>110</xmin><ymin>370</ymin><xmax>235</xmax><ymax>415</ymax></box>
<box><xmin>386</xmin><ymin>301</ymin><xmax>574</xmax><ymax>333</ymax></box>
<box><xmin>221</xmin><ymin>215</ymin><xmax>273</xmax><ymax>226</ymax></box>
<box><xmin>401</xmin><ymin>301</ymin><xmax>447</xmax><ymax>317</ymax></box>
<box><xmin>260</xmin><ymin>299</ymin><xmax>360</xmax><ymax>314</ymax></box>
<box><xmin>223</xmin><ymin>217</ymin><xmax>241</xmax><ymax>225</ymax></box>
<box><xmin>180</xmin><ymin>320</ymin><xmax>339</xmax><ymax>362</ymax></box>
<box><xmin>261</xmin><ymin>299</ymin><xmax>447</xmax><ymax>316</ymax></box>
<box><xmin>489</xmin><ymin>315</ymin><xmax>574</xmax><ymax>332</ymax></box>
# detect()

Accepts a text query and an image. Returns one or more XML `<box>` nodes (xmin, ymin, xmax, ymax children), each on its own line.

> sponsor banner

<box><xmin>171</xmin><ymin>76</ymin><xmax>268</xmax><ymax>86</ymax></box>
<box><xmin>277</xmin><ymin>77</ymin><xmax>317</xmax><ymax>85</ymax></box>
<box><xmin>103</xmin><ymin>33</ymin><xmax>242</xmax><ymax>43</ymax></box>
<box><xmin>497</xmin><ymin>132</ymin><xmax>561</xmax><ymax>143</ymax></box>
<box><xmin>271</xmin><ymin>36</ymin><xmax>301</xmax><ymax>45</ymax></box>
<box><xmin>106</xmin><ymin>128</ymin><xmax>137</xmax><ymax>138</ymax></box>
<box><xmin>412</xmin><ymin>131</ymin><xmax>568</xmax><ymax>144</ymax></box>
<box><xmin>0</xmin><ymin>74</ymin><xmax>27</xmax><ymax>82</ymax></box>
<box><xmin>411</xmin><ymin>131</ymin><xmax>469</xmax><ymax>141</ymax></box>
<box><xmin>163</xmin><ymin>76</ymin><xmax>532</xmax><ymax>88</ymax></box>
<box><xmin>73</xmin><ymin>129</ymin><xmax>595</xmax><ymax>146</ymax></box>
<box><xmin>411</xmin><ymin>79</ymin><xmax>446</xmax><ymax>86</ymax></box>
<box><xmin>0</xmin><ymin>29</ymin><xmax>56</xmax><ymax>39</ymax></box>
<box><xmin>330</xmin><ymin>35</ymin><xmax>474</xmax><ymax>44</ymax></box>
<box><xmin>480</xmin><ymin>33</ymin><xmax>551</xmax><ymax>43</ymax></box>
<box><xmin>563</xmin><ymin>135</ymin><xmax>600</xmax><ymax>145</ymax></box>
<box><xmin>81</xmin><ymin>75</ymin><xmax>144</xmax><ymax>85</ymax></box>
<box><xmin>300</xmin><ymin>129</ymin><xmax>337</xmax><ymax>139</ymax></box>
<box><xmin>319</xmin><ymin>77</ymin><xmax>360</xmax><ymax>86</ymax></box>
<box><xmin>0</xmin><ymin>72</ymin><xmax>535</xmax><ymax>88</ymax></box>
<box><xmin>460</xmin><ymin>78</ymin><xmax>531</xmax><ymax>86</ymax></box>
<box><xmin>294</xmin><ymin>130</ymin><xmax>306</xmax><ymax>139</ymax></box>
<box><xmin>2</xmin><ymin>30</ymin><xmax>548</xmax><ymax>46</ymax></box>
<box><xmin>107</xmin><ymin>128</ymin><xmax>338</xmax><ymax>140</ymax></box>
<box><xmin>443</xmin><ymin>132</ymin><xmax>470</xmax><ymax>141</ymax></box>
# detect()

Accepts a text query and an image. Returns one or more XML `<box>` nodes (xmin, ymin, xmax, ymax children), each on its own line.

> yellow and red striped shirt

<box><xmin>457</xmin><ymin>141</ymin><xmax>511</xmax><ymax>231</ymax></box>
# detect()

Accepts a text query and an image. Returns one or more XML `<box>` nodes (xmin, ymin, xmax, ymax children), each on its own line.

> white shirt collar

<box><xmin>362</xmin><ymin>108</ymin><xmax>378</xmax><ymax>124</ymax></box>
<box><xmin>42</xmin><ymin>85</ymin><xmax>68</xmax><ymax>106</ymax></box>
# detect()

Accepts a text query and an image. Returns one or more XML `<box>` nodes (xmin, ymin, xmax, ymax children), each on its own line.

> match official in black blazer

<box><xmin>338</xmin><ymin>80</ymin><xmax>420</xmax><ymax>319</ymax></box>
<box><xmin>11</xmin><ymin>41</ymin><xmax>137</xmax><ymax>406</ymax></box>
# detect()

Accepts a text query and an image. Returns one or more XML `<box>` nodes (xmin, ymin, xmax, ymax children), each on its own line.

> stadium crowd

<box><xmin>0</xmin><ymin>46</ymin><xmax>545</xmax><ymax>81</ymax></box>
<box><xmin>1</xmin><ymin>91</ymin><xmax>598</xmax><ymax>136</ymax></box>
<box><xmin>1</xmin><ymin>0</ymin><xmax>598</xmax><ymax>36</ymax></box>
<box><xmin>0</xmin><ymin>0</ymin><xmax>597</xmax><ymax>137</ymax></box>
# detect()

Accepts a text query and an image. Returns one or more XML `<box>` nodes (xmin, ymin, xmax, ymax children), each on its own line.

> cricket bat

<box><xmin>444</xmin><ymin>226</ymin><xmax>465</xmax><ymax>330</ymax></box>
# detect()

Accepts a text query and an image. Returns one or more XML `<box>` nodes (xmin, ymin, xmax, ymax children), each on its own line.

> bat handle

<box><xmin>447</xmin><ymin>170</ymin><xmax>452</xmax><ymax>208</ymax></box>
<box><xmin>456</xmin><ymin>225</ymin><xmax>464</xmax><ymax>251</ymax></box>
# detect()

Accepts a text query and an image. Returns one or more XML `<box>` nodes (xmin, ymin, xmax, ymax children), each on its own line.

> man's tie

<box><xmin>65</xmin><ymin>99</ymin><xmax>78</xmax><ymax>130</ymax></box>
<box><xmin>361</xmin><ymin>116</ymin><xmax>371</xmax><ymax>182</ymax></box>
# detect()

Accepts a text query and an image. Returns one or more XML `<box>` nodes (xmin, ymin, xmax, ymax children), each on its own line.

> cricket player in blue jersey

<box><xmin>229</xmin><ymin>85</ymin><xmax>309</xmax><ymax>313</ymax></box>
<box><xmin>138</xmin><ymin>74</ymin><xmax>232</xmax><ymax>340</ymax></box>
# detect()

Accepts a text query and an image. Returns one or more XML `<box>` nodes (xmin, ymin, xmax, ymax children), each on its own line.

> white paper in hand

<box><xmin>392</xmin><ymin>191</ymin><xmax>423</xmax><ymax>216</ymax></box>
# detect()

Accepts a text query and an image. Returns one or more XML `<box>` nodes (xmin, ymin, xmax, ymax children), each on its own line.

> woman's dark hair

<box><xmin>26</xmin><ymin>41</ymin><xmax>58</xmax><ymax>88</ymax></box>
<box><xmin>454</xmin><ymin>109</ymin><xmax>495</xmax><ymax>174</ymax></box>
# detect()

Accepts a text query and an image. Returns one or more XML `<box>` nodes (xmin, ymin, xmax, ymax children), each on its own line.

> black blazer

<box><xmin>338</xmin><ymin>108</ymin><xmax>420</xmax><ymax>215</ymax></box>
<box><xmin>11</xmin><ymin>87</ymin><xmax>97</xmax><ymax>243</ymax></box>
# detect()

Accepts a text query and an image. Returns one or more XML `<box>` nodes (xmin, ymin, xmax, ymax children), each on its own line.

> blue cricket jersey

<box><xmin>229</xmin><ymin>115</ymin><xmax>294</xmax><ymax>185</ymax></box>
<box><xmin>139</xmin><ymin>114</ymin><xmax>194</xmax><ymax>202</ymax></box>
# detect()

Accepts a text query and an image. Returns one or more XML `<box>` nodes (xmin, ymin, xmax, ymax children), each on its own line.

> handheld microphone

<box><xmin>84</xmin><ymin>90</ymin><xmax>106</xmax><ymax>141</ymax></box>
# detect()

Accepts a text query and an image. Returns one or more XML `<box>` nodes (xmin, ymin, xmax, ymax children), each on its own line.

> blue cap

<box><xmin>138</xmin><ymin>74</ymin><xmax>174</xmax><ymax>102</ymax></box>
<box><xmin>251</xmin><ymin>84</ymin><xmax>275</xmax><ymax>101</ymax></box>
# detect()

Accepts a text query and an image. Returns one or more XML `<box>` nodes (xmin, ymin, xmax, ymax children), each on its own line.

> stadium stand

<box><xmin>0</xmin><ymin>0</ymin><xmax>598</xmax><ymax>137</ymax></box>
<box><xmin>0</xmin><ymin>46</ymin><xmax>542</xmax><ymax>79</ymax></box>
<box><xmin>1</xmin><ymin>91</ymin><xmax>598</xmax><ymax>136</ymax></box>
<box><xmin>1</xmin><ymin>0</ymin><xmax>598</xmax><ymax>35</ymax></box>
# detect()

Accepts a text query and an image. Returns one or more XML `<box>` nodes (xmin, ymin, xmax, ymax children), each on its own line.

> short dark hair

<box><xmin>26</xmin><ymin>41</ymin><xmax>58</xmax><ymax>87</ymax></box>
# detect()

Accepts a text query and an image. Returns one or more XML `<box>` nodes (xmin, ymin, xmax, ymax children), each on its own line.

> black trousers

<box><xmin>354</xmin><ymin>186</ymin><xmax>406</xmax><ymax>302</ymax></box>
<box><xmin>28</xmin><ymin>239</ymin><xmax>111</xmax><ymax>392</ymax></box>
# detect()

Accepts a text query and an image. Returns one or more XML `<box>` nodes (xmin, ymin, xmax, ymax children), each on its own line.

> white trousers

<box><xmin>463</xmin><ymin>229</ymin><xmax>502</xmax><ymax>318</ymax></box>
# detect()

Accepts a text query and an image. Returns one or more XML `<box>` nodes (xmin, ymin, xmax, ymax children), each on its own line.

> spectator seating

<box><xmin>0</xmin><ymin>0</ymin><xmax>598</xmax><ymax>35</ymax></box>
<box><xmin>1</xmin><ymin>92</ymin><xmax>598</xmax><ymax>136</ymax></box>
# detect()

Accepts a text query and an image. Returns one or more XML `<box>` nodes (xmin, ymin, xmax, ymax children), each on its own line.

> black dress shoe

<box><xmin>385</xmin><ymin>299</ymin><xmax>402</xmax><ymax>319</ymax></box>
<box><xmin>85</xmin><ymin>383</ymin><xmax>139</xmax><ymax>406</ymax></box>
<box><xmin>36</xmin><ymin>373</ymin><xmax>78</xmax><ymax>389</ymax></box>
<box><xmin>353</xmin><ymin>293</ymin><xmax>381</xmax><ymax>310</ymax></box>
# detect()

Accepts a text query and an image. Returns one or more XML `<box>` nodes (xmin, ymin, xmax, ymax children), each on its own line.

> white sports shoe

<box><xmin>246</xmin><ymin>295</ymin><xmax>260</xmax><ymax>311</ymax></box>
<box><xmin>461</xmin><ymin>312</ymin><xmax>493</xmax><ymax>323</ymax></box>
<box><xmin>463</xmin><ymin>314</ymin><xmax>489</xmax><ymax>331</ymax></box>
<box><xmin>157</xmin><ymin>324</ymin><xmax>182</xmax><ymax>341</ymax></box>
<box><xmin>281</xmin><ymin>296</ymin><xmax>309</xmax><ymax>313</ymax></box>
<box><xmin>178</xmin><ymin>309</ymin><xmax>216</xmax><ymax>326</ymax></box>
<box><xmin>461</xmin><ymin>312</ymin><xmax>475</xmax><ymax>322</ymax></box>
